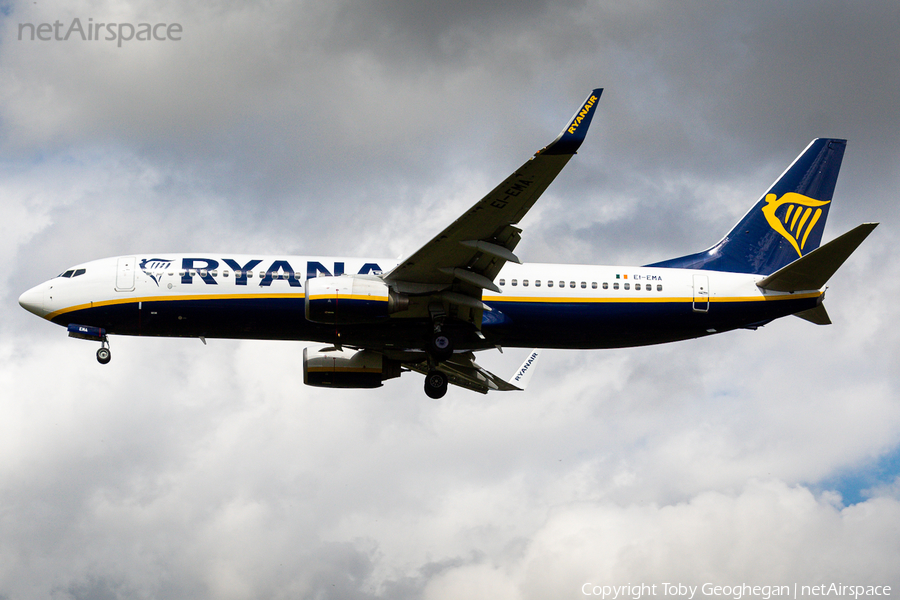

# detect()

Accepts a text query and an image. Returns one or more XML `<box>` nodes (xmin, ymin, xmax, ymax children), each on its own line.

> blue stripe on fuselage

<box><xmin>49</xmin><ymin>293</ymin><xmax>821</xmax><ymax>351</ymax></box>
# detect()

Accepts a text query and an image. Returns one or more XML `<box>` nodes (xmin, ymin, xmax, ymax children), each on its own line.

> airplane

<box><xmin>18</xmin><ymin>88</ymin><xmax>878</xmax><ymax>398</ymax></box>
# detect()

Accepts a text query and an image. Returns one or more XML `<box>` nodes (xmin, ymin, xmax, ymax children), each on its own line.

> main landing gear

<box><xmin>422</xmin><ymin>312</ymin><xmax>455</xmax><ymax>398</ymax></box>
<box><xmin>424</xmin><ymin>369</ymin><xmax>448</xmax><ymax>399</ymax></box>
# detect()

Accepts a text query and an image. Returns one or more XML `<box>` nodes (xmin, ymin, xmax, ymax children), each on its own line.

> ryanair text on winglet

<box><xmin>513</xmin><ymin>351</ymin><xmax>539</xmax><ymax>383</ymax></box>
<box><xmin>567</xmin><ymin>95</ymin><xmax>598</xmax><ymax>135</ymax></box>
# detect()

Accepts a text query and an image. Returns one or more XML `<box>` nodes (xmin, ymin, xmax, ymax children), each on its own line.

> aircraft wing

<box><xmin>383</xmin><ymin>89</ymin><xmax>603</xmax><ymax>309</ymax></box>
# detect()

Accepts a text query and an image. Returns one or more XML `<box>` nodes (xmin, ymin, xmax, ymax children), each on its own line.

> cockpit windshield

<box><xmin>58</xmin><ymin>268</ymin><xmax>87</xmax><ymax>278</ymax></box>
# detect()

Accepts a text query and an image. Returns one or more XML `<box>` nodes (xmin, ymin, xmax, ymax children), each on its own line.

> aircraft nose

<box><xmin>18</xmin><ymin>284</ymin><xmax>46</xmax><ymax>317</ymax></box>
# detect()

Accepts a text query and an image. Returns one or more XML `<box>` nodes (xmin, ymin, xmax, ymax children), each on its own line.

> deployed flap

<box><xmin>383</xmin><ymin>89</ymin><xmax>603</xmax><ymax>292</ymax></box>
<box><xmin>404</xmin><ymin>352</ymin><xmax>525</xmax><ymax>394</ymax></box>
<box><xmin>757</xmin><ymin>223</ymin><xmax>878</xmax><ymax>292</ymax></box>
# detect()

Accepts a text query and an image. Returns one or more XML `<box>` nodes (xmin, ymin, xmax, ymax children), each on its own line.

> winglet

<box><xmin>507</xmin><ymin>350</ymin><xmax>541</xmax><ymax>390</ymax></box>
<box><xmin>541</xmin><ymin>89</ymin><xmax>603</xmax><ymax>156</ymax></box>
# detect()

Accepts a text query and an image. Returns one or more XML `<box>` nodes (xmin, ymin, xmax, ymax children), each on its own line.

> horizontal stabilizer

<box><xmin>757</xmin><ymin>223</ymin><xmax>878</xmax><ymax>292</ymax></box>
<box><xmin>793</xmin><ymin>304</ymin><xmax>832</xmax><ymax>325</ymax></box>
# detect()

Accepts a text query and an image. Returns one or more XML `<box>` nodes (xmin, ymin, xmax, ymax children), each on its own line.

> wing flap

<box><xmin>404</xmin><ymin>352</ymin><xmax>524</xmax><ymax>394</ymax></box>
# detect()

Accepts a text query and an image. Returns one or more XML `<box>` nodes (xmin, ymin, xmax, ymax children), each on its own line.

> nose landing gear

<box><xmin>96</xmin><ymin>339</ymin><xmax>111</xmax><ymax>364</ymax></box>
<box><xmin>66</xmin><ymin>324</ymin><xmax>111</xmax><ymax>365</ymax></box>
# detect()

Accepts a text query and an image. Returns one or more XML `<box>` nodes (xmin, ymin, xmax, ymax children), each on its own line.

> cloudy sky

<box><xmin>2</xmin><ymin>0</ymin><xmax>899</xmax><ymax>598</ymax></box>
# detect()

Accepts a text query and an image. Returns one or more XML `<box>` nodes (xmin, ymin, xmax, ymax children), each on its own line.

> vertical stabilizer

<box><xmin>649</xmin><ymin>139</ymin><xmax>846</xmax><ymax>275</ymax></box>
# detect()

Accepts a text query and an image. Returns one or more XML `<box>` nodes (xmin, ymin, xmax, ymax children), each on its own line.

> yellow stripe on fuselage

<box><xmin>306</xmin><ymin>294</ymin><xmax>388</xmax><ymax>302</ymax></box>
<box><xmin>483</xmin><ymin>292</ymin><xmax>821</xmax><ymax>304</ymax></box>
<box><xmin>306</xmin><ymin>367</ymin><xmax>383</xmax><ymax>373</ymax></box>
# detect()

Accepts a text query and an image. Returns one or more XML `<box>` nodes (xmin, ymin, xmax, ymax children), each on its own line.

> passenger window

<box><xmin>569</xmin><ymin>281</ymin><xmax>575</xmax><ymax>288</ymax></box>
<box><xmin>523</xmin><ymin>280</ymin><xmax>529</xmax><ymax>287</ymax></box>
<box><xmin>635</xmin><ymin>283</ymin><xmax>641</xmax><ymax>291</ymax></box>
<box><xmin>235</xmin><ymin>270</ymin><xmax>242</xmax><ymax>278</ymax></box>
<box><xmin>603</xmin><ymin>282</ymin><xmax>608</xmax><ymax>290</ymax></box>
<box><xmin>581</xmin><ymin>282</ymin><xmax>586</xmax><ymax>289</ymax></box>
<box><xmin>559</xmin><ymin>281</ymin><xmax>565</xmax><ymax>288</ymax></box>
<box><xmin>223</xmin><ymin>271</ymin><xmax>230</xmax><ymax>278</ymax></box>
<box><xmin>211</xmin><ymin>270</ymin><xmax>218</xmax><ymax>277</ymax></box>
<box><xmin>548</xmin><ymin>280</ymin><xmax>554</xmax><ymax>288</ymax></box>
<box><xmin>200</xmin><ymin>269</ymin><xmax>208</xmax><ymax>277</ymax></box>
<box><xmin>657</xmin><ymin>284</ymin><xmax>663</xmax><ymax>291</ymax></box>
<box><xmin>613</xmin><ymin>282</ymin><xmax>619</xmax><ymax>290</ymax></box>
<box><xmin>511</xmin><ymin>279</ymin><xmax>517</xmax><ymax>286</ymax></box>
<box><xmin>592</xmin><ymin>282</ymin><xmax>597</xmax><ymax>289</ymax></box>
<box><xmin>535</xmin><ymin>280</ymin><xmax>541</xmax><ymax>287</ymax></box>
<box><xmin>499</xmin><ymin>279</ymin><xmax>505</xmax><ymax>286</ymax></box>
<box><xmin>624</xmin><ymin>283</ymin><xmax>630</xmax><ymax>290</ymax></box>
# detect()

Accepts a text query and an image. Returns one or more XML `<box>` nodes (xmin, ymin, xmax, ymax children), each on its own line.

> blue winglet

<box><xmin>542</xmin><ymin>88</ymin><xmax>603</xmax><ymax>155</ymax></box>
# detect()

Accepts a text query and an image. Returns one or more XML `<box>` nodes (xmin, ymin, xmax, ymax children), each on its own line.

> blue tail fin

<box><xmin>648</xmin><ymin>138</ymin><xmax>847</xmax><ymax>275</ymax></box>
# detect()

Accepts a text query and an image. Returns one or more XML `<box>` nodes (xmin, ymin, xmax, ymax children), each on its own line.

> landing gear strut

<box><xmin>425</xmin><ymin>323</ymin><xmax>451</xmax><ymax>398</ymax></box>
<box><xmin>423</xmin><ymin>302</ymin><xmax>464</xmax><ymax>398</ymax></box>
<box><xmin>427</xmin><ymin>303</ymin><xmax>454</xmax><ymax>363</ymax></box>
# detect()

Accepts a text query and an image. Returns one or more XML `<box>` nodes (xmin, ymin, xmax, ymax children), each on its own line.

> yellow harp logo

<box><xmin>762</xmin><ymin>193</ymin><xmax>831</xmax><ymax>257</ymax></box>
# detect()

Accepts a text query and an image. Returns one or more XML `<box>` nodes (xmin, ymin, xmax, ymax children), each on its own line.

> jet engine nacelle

<box><xmin>303</xmin><ymin>348</ymin><xmax>402</xmax><ymax>389</ymax></box>
<box><xmin>305</xmin><ymin>275</ymin><xmax>408</xmax><ymax>324</ymax></box>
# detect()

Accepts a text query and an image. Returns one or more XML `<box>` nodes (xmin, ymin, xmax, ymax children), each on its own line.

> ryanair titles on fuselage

<box><xmin>141</xmin><ymin>257</ymin><xmax>384</xmax><ymax>288</ymax></box>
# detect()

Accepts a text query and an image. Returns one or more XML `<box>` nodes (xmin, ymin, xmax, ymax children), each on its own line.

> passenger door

<box><xmin>115</xmin><ymin>256</ymin><xmax>136</xmax><ymax>292</ymax></box>
<box><xmin>692</xmin><ymin>274</ymin><xmax>709</xmax><ymax>312</ymax></box>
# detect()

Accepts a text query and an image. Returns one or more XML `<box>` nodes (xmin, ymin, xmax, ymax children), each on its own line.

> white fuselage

<box><xmin>19</xmin><ymin>253</ymin><xmax>821</xmax><ymax>351</ymax></box>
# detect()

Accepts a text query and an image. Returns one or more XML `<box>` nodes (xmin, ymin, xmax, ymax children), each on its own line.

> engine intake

<box><xmin>303</xmin><ymin>348</ymin><xmax>402</xmax><ymax>388</ymax></box>
<box><xmin>305</xmin><ymin>275</ymin><xmax>408</xmax><ymax>324</ymax></box>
